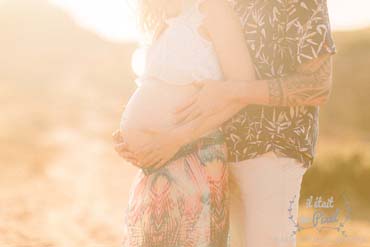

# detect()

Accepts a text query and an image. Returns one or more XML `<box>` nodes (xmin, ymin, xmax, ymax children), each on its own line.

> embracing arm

<box><xmin>177</xmin><ymin>54</ymin><xmax>334</xmax><ymax>146</ymax></box>
<box><xmin>174</xmin><ymin>0</ymin><xmax>334</xmax><ymax>145</ymax></box>
<box><xmin>235</xmin><ymin>54</ymin><xmax>334</xmax><ymax>107</ymax></box>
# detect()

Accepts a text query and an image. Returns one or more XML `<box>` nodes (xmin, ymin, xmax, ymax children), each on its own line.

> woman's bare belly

<box><xmin>120</xmin><ymin>79</ymin><xmax>200</xmax><ymax>152</ymax></box>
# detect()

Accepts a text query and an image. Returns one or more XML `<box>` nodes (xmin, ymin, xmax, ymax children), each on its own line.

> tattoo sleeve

<box><xmin>267</xmin><ymin>56</ymin><xmax>333</xmax><ymax>106</ymax></box>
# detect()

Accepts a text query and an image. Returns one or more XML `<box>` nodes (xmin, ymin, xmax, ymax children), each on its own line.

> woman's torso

<box><xmin>120</xmin><ymin>0</ymin><xmax>224</xmax><ymax>150</ymax></box>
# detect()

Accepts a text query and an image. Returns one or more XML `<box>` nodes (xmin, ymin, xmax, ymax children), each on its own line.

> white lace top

<box><xmin>136</xmin><ymin>0</ymin><xmax>223</xmax><ymax>86</ymax></box>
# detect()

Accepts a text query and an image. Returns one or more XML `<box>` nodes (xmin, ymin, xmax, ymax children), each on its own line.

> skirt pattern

<box><xmin>122</xmin><ymin>131</ymin><xmax>229</xmax><ymax>247</ymax></box>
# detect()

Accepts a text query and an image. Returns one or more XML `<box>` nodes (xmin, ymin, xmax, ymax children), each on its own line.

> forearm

<box><xmin>179</xmin><ymin>103</ymin><xmax>243</xmax><ymax>145</ymax></box>
<box><xmin>235</xmin><ymin>56</ymin><xmax>334</xmax><ymax>107</ymax></box>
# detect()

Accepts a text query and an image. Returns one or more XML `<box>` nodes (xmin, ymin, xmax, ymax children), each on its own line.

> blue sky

<box><xmin>50</xmin><ymin>0</ymin><xmax>370</xmax><ymax>42</ymax></box>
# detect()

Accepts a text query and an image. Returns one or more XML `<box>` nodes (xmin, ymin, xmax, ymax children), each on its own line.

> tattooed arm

<box><xmin>236</xmin><ymin>54</ymin><xmax>334</xmax><ymax>107</ymax></box>
<box><xmin>174</xmin><ymin>53</ymin><xmax>334</xmax><ymax>128</ymax></box>
<box><xmin>272</xmin><ymin>55</ymin><xmax>333</xmax><ymax>106</ymax></box>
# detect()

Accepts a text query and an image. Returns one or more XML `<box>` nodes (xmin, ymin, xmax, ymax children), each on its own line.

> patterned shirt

<box><xmin>222</xmin><ymin>0</ymin><xmax>336</xmax><ymax>168</ymax></box>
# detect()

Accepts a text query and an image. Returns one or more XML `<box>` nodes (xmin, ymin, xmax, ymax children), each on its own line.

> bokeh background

<box><xmin>0</xmin><ymin>0</ymin><xmax>369</xmax><ymax>246</ymax></box>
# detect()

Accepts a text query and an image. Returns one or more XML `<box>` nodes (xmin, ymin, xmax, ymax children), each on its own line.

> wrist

<box><xmin>228</xmin><ymin>80</ymin><xmax>252</xmax><ymax>105</ymax></box>
<box><xmin>232</xmin><ymin>79</ymin><xmax>270</xmax><ymax>106</ymax></box>
<box><xmin>266</xmin><ymin>78</ymin><xmax>284</xmax><ymax>105</ymax></box>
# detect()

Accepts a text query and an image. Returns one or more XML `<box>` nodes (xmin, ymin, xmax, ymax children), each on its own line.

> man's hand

<box><xmin>175</xmin><ymin>80</ymin><xmax>244</xmax><ymax>125</ymax></box>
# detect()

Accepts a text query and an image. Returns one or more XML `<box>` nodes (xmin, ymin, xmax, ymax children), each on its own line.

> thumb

<box><xmin>112</xmin><ymin>129</ymin><xmax>124</xmax><ymax>142</ymax></box>
<box><xmin>192</xmin><ymin>80</ymin><xmax>205</xmax><ymax>89</ymax></box>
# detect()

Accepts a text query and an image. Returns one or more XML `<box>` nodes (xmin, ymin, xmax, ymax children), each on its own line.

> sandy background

<box><xmin>0</xmin><ymin>0</ymin><xmax>369</xmax><ymax>246</ymax></box>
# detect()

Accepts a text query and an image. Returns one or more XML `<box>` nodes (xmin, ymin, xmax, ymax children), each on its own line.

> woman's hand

<box><xmin>174</xmin><ymin>80</ymin><xmax>244</xmax><ymax>125</ymax></box>
<box><xmin>134</xmin><ymin>127</ymin><xmax>187</xmax><ymax>170</ymax></box>
<box><xmin>112</xmin><ymin>128</ymin><xmax>188</xmax><ymax>170</ymax></box>
<box><xmin>112</xmin><ymin>129</ymin><xmax>140</xmax><ymax>166</ymax></box>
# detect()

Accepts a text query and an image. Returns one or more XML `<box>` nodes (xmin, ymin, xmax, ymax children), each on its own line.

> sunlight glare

<box><xmin>48</xmin><ymin>0</ymin><xmax>370</xmax><ymax>42</ymax></box>
<box><xmin>49</xmin><ymin>0</ymin><xmax>139</xmax><ymax>41</ymax></box>
<box><xmin>131</xmin><ymin>47</ymin><xmax>146</xmax><ymax>77</ymax></box>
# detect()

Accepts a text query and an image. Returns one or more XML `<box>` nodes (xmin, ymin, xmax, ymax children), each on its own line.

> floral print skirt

<box><xmin>122</xmin><ymin>130</ymin><xmax>229</xmax><ymax>247</ymax></box>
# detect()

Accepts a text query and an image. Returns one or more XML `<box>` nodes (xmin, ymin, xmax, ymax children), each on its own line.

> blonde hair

<box><xmin>138</xmin><ymin>0</ymin><xmax>165</xmax><ymax>35</ymax></box>
<box><xmin>137</xmin><ymin>0</ymin><xmax>196</xmax><ymax>40</ymax></box>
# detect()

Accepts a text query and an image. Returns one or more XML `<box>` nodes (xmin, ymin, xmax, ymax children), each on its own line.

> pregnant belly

<box><xmin>120</xmin><ymin>79</ymin><xmax>199</xmax><ymax>151</ymax></box>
